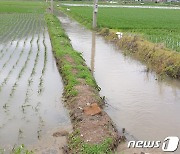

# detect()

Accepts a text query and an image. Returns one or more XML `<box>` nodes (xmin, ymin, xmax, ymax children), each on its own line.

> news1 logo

<box><xmin>128</xmin><ymin>136</ymin><xmax>179</xmax><ymax>152</ymax></box>
<box><xmin>162</xmin><ymin>137</ymin><xmax>179</xmax><ymax>152</ymax></box>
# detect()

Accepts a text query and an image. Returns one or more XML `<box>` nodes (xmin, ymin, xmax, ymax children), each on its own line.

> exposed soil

<box><xmin>29</xmin><ymin>126</ymin><xmax>72</xmax><ymax>154</ymax></box>
<box><xmin>56</xmin><ymin>55</ymin><xmax>119</xmax><ymax>152</ymax></box>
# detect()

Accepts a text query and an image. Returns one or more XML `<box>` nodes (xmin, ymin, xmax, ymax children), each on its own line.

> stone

<box><xmin>83</xmin><ymin>103</ymin><xmax>101</xmax><ymax>116</ymax></box>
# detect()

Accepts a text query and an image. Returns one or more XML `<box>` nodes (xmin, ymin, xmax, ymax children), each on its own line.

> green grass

<box><xmin>45</xmin><ymin>13</ymin><xmax>98</xmax><ymax>97</ymax></box>
<box><xmin>0</xmin><ymin>145</ymin><xmax>33</xmax><ymax>154</ymax></box>
<box><xmin>68</xmin><ymin>129</ymin><xmax>113</xmax><ymax>154</ymax></box>
<box><xmin>60</xmin><ymin>6</ymin><xmax>180</xmax><ymax>52</ymax></box>
<box><xmin>0</xmin><ymin>0</ymin><xmax>47</xmax><ymax>13</ymax></box>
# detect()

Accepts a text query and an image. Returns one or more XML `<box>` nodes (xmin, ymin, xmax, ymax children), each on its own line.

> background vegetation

<box><xmin>60</xmin><ymin>6</ymin><xmax>180</xmax><ymax>52</ymax></box>
<box><xmin>0</xmin><ymin>0</ymin><xmax>46</xmax><ymax>13</ymax></box>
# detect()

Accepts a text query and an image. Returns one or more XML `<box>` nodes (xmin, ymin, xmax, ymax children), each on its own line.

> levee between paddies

<box><xmin>0</xmin><ymin>13</ymin><xmax>71</xmax><ymax>151</ymax></box>
<box><xmin>45</xmin><ymin>14</ymin><xmax>119</xmax><ymax>153</ymax></box>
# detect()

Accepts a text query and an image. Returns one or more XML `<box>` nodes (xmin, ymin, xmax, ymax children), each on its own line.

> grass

<box><xmin>60</xmin><ymin>6</ymin><xmax>180</xmax><ymax>52</ymax></box>
<box><xmin>45</xmin><ymin>13</ymin><xmax>98</xmax><ymax>97</ymax></box>
<box><xmin>0</xmin><ymin>145</ymin><xmax>33</xmax><ymax>154</ymax></box>
<box><xmin>0</xmin><ymin>0</ymin><xmax>47</xmax><ymax>13</ymax></box>
<box><xmin>68</xmin><ymin>129</ymin><xmax>113</xmax><ymax>154</ymax></box>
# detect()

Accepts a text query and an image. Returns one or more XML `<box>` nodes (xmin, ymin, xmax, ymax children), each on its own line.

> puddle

<box><xmin>58</xmin><ymin>12</ymin><xmax>180</xmax><ymax>153</ymax></box>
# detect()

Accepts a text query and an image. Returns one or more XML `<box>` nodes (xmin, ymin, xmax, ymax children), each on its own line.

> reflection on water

<box><xmin>91</xmin><ymin>32</ymin><xmax>96</xmax><ymax>73</ymax></box>
<box><xmin>57</xmin><ymin>11</ymin><xmax>180</xmax><ymax>152</ymax></box>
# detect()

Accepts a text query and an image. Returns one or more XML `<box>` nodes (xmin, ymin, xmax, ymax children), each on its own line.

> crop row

<box><xmin>62</xmin><ymin>6</ymin><xmax>180</xmax><ymax>52</ymax></box>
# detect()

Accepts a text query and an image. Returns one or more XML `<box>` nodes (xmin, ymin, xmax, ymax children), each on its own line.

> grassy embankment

<box><xmin>59</xmin><ymin>6</ymin><xmax>180</xmax><ymax>79</ymax></box>
<box><xmin>45</xmin><ymin>14</ymin><xmax>118</xmax><ymax>153</ymax></box>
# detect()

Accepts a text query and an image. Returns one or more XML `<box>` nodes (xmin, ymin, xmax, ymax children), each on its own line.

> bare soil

<box><xmin>57</xmin><ymin>55</ymin><xmax>119</xmax><ymax>151</ymax></box>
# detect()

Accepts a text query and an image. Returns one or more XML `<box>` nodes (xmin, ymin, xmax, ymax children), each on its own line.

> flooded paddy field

<box><xmin>58</xmin><ymin>12</ymin><xmax>180</xmax><ymax>153</ymax></box>
<box><xmin>0</xmin><ymin>13</ymin><xmax>71</xmax><ymax>151</ymax></box>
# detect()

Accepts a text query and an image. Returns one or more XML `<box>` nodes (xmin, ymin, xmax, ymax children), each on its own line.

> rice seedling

<box><xmin>38</xmin><ymin>27</ymin><xmax>48</xmax><ymax>95</ymax></box>
<box><xmin>5</xmin><ymin>16</ymin><xmax>37</xmax><ymax>98</ymax></box>
<box><xmin>0</xmin><ymin>38</ymin><xmax>28</xmax><ymax>92</ymax></box>
<box><xmin>1</xmin><ymin>14</ymin><xmax>27</xmax><ymax>43</ymax></box>
<box><xmin>61</xmin><ymin>6</ymin><xmax>180</xmax><ymax>52</ymax></box>
<box><xmin>0</xmin><ymin>1</ymin><xmax>47</xmax><ymax>14</ymax></box>
<box><xmin>0</xmin><ymin>1</ymin><xmax>53</xmax><ymax>151</ymax></box>
<box><xmin>11</xmin><ymin>144</ymin><xmax>33</xmax><ymax>154</ymax></box>
<box><xmin>0</xmin><ymin>14</ymin><xmax>32</xmax><ymax>64</ymax></box>
<box><xmin>34</xmin><ymin>102</ymin><xmax>41</xmax><ymax>112</ymax></box>
<box><xmin>21</xmin><ymin>104</ymin><xmax>31</xmax><ymax>114</ymax></box>
<box><xmin>18</xmin><ymin>129</ymin><xmax>23</xmax><ymax>139</ymax></box>
<box><xmin>37</xmin><ymin>116</ymin><xmax>45</xmax><ymax>139</ymax></box>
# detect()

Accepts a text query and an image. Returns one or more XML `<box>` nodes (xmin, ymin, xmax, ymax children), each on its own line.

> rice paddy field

<box><xmin>61</xmin><ymin>6</ymin><xmax>180</xmax><ymax>52</ymax></box>
<box><xmin>0</xmin><ymin>0</ymin><xmax>71</xmax><ymax>151</ymax></box>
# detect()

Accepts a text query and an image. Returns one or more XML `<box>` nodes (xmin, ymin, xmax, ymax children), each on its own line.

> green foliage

<box><xmin>60</xmin><ymin>6</ymin><xmax>180</xmax><ymax>52</ymax></box>
<box><xmin>11</xmin><ymin>145</ymin><xmax>33</xmax><ymax>154</ymax></box>
<box><xmin>68</xmin><ymin>130</ymin><xmax>113</xmax><ymax>154</ymax></box>
<box><xmin>0</xmin><ymin>145</ymin><xmax>33</xmax><ymax>154</ymax></box>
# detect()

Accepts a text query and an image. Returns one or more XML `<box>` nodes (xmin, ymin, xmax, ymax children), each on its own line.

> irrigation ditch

<box><xmin>59</xmin><ymin>6</ymin><xmax>180</xmax><ymax>80</ymax></box>
<box><xmin>52</xmin><ymin>9</ymin><xmax>180</xmax><ymax>154</ymax></box>
<box><xmin>98</xmin><ymin>29</ymin><xmax>180</xmax><ymax>79</ymax></box>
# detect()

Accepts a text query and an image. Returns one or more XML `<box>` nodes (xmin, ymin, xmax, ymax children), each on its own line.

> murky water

<box><xmin>0</xmin><ymin>14</ymin><xmax>71</xmax><ymax>151</ymax></box>
<box><xmin>58</xmin><ymin>12</ymin><xmax>180</xmax><ymax>152</ymax></box>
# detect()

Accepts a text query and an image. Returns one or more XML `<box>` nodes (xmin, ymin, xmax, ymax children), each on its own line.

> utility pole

<box><xmin>93</xmin><ymin>0</ymin><xmax>98</xmax><ymax>29</ymax></box>
<box><xmin>51</xmin><ymin>0</ymin><xmax>53</xmax><ymax>14</ymax></box>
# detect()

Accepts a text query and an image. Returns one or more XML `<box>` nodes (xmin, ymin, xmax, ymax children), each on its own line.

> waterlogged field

<box><xmin>61</xmin><ymin>6</ymin><xmax>180</xmax><ymax>52</ymax></box>
<box><xmin>0</xmin><ymin>9</ymin><xmax>70</xmax><ymax>151</ymax></box>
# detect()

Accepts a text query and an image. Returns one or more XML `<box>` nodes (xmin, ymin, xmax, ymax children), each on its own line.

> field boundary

<box><xmin>45</xmin><ymin>13</ymin><xmax>119</xmax><ymax>153</ymax></box>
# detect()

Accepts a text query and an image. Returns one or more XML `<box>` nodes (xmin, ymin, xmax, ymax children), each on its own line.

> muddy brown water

<box><xmin>0</xmin><ymin>14</ymin><xmax>71</xmax><ymax>152</ymax></box>
<box><xmin>58</xmin><ymin>12</ymin><xmax>180</xmax><ymax>153</ymax></box>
